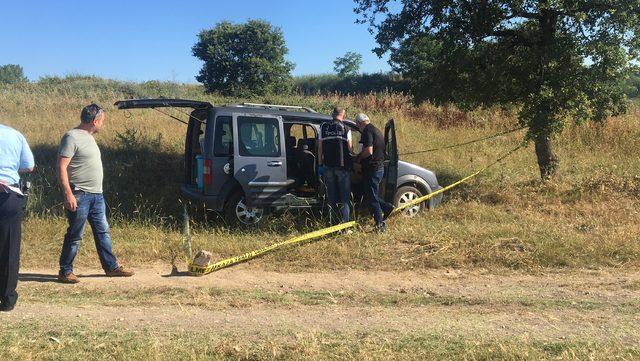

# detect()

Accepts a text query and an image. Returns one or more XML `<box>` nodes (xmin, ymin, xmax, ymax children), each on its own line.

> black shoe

<box><xmin>0</xmin><ymin>302</ymin><xmax>15</xmax><ymax>312</ymax></box>
<box><xmin>382</xmin><ymin>207</ymin><xmax>394</xmax><ymax>221</ymax></box>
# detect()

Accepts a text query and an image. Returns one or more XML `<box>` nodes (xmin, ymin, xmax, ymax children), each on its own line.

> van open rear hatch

<box><xmin>114</xmin><ymin>98</ymin><xmax>213</xmax><ymax>187</ymax></box>
<box><xmin>114</xmin><ymin>98</ymin><xmax>212</xmax><ymax>110</ymax></box>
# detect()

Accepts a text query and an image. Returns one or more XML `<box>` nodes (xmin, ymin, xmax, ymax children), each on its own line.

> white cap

<box><xmin>355</xmin><ymin>113</ymin><xmax>370</xmax><ymax>123</ymax></box>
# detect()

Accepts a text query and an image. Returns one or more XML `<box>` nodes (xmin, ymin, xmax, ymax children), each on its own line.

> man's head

<box><xmin>355</xmin><ymin>113</ymin><xmax>370</xmax><ymax>131</ymax></box>
<box><xmin>80</xmin><ymin>103</ymin><xmax>105</xmax><ymax>132</ymax></box>
<box><xmin>332</xmin><ymin>107</ymin><xmax>346</xmax><ymax>121</ymax></box>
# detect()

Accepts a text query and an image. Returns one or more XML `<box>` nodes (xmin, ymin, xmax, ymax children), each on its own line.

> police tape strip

<box><xmin>186</xmin><ymin>144</ymin><xmax>525</xmax><ymax>276</ymax></box>
<box><xmin>393</xmin><ymin>170</ymin><xmax>480</xmax><ymax>213</ymax></box>
<box><xmin>188</xmin><ymin>221</ymin><xmax>356</xmax><ymax>276</ymax></box>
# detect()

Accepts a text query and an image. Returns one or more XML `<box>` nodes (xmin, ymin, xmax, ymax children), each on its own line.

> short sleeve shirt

<box><xmin>59</xmin><ymin>129</ymin><xmax>103</xmax><ymax>193</ymax></box>
<box><xmin>0</xmin><ymin>124</ymin><xmax>34</xmax><ymax>185</ymax></box>
<box><xmin>359</xmin><ymin>124</ymin><xmax>385</xmax><ymax>170</ymax></box>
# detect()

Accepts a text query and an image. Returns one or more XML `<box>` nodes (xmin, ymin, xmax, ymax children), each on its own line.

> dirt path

<box><xmin>3</xmin><ymin>265</ymin><xmax>640</xmax><ymax>344</ymax></box>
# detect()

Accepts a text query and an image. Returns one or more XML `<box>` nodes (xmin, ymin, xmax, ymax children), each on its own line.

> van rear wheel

<box><xmin>225</xmin><ymin>191</ymin><xmax>265</xmax><ymax>226</ymax></box>
<box><xmin>393</xmin><ymin>185</ymin><xmax>424</xmax><ymax>217</ymax></box>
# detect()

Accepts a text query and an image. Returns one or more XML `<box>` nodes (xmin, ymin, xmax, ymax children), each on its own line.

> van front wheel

<box><xmin>225</xmin><ymin>191</ymin><xmax>265</xmax><ymax>226</ymax></box>
<box><xmin>393</xmin><ymin>185</ymin><xmax>424</xmax><ymax>217</ymax></box>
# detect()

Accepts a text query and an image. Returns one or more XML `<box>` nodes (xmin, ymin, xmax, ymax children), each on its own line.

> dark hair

<box><xmin>80</xmin><ymin>103</ymin><xmax>103</xmax><ymax>124</ymax></box>
<box><xmin>332</xmin><ymin>106</ymin><xmax>345</xmax><ymax>118</ymax></box>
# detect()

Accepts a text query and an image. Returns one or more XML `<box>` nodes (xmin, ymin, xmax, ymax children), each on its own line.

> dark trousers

<box><xmin>0</xmin><ymin>192</ymin><xmax>25</xmax><ymax>308</ymax></box>
<box><xmin>363</xmin><ymin>168</ymin><xmax>394</xmax><ymax>225</ymax></box>
<box><xmin>322</xmin><ymin>167</ymin><xmax>351</xmax><ymax>224</ymax></box>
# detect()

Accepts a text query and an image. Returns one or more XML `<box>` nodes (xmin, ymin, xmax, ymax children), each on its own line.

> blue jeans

<box><xmin>59</xmin><ymin>192</ymin><xmax>119</xmax><ymax>274</ymax></box>
<box><xmin>364</xmin><ymin>168</ymin><xmax>394</xmax><ymax>225</ymax></box>
<box><xmin>322</xmin><ymin>167</ymin><xmax>351</xmax><ymax>224</ymax></box>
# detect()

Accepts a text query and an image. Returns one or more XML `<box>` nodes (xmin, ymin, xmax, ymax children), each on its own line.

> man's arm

<box><xmin>19</xmin><ymin>133</ymin><xmax>35</xmax><ymax>173</ymax></box>
<box><xmin>356</xmin><ymin>129</ymin><xmax>373</xmax><ymax>161</ymax></box>
<box><xmin>347</xmin><ymin>130</ymin><xmax>353</xmax><ymax>152</ymax></box>
<box><xmin>357</xmin><ymin>146</ymin><xmax>373</xmax><ymax>161</ymax></box>
<box><xmin>317</xmin><ymin>139</ymin><xmax>323</xmax><ymax>166</ymax></box>
<box><xmin>57</xmin><ymin>156</ymin><xmax>77</xmax><ymax>212</ymax></box>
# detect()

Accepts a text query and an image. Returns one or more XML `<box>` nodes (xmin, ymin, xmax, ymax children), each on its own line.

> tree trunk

<box><xmin>534</xmin><ymin>134</ymin><xmax>559</xmax><ymax>180</ymax></box>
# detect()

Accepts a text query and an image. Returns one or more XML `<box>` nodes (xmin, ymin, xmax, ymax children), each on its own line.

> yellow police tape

<box><xmin>186</xmin><ymin>144</ymin><xmax>524</xmax><ymax>276</ymax></box>
<box><xmin>188</xmin><ymin>221</ymin><xmax>356</xmax><ymax>276</ymax></box>
<box><xmin>392</xmin><ymin>170</ymin><xmax>480</xmax><ymax>214</ymax></box>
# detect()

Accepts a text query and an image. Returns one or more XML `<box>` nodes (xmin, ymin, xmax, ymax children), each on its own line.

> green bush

<box><xmin>0</xmin><ymin>64</ymin><xmax>28</xmax><ymax>84</ymax></box>
<box><xmin>294</xmin><ymin>72</ymin><xmax>408</xmax><ymax>95</ymax></box>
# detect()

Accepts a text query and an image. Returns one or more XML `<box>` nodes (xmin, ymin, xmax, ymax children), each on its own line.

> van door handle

<box><xmin>267</xmin><ymin>161</ymin><xmax>282</xmax><ymax>167</ymax></box>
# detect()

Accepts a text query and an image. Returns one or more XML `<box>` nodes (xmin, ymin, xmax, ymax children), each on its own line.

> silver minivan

<box><xmin>115</xmin><ymin>99</ymin><xmax>443</xmax><ymax>225</ymax></box>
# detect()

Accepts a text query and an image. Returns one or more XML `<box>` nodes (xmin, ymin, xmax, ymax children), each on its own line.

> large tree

<box><xmin>193</xmin><ymin>20</ymin><xmax>294</xmax><ymax>96</ymax></box>
<box><xmin>355</xmin><ymin>0</ymin><xmax>640</xmax><ymax>179</ymax></box>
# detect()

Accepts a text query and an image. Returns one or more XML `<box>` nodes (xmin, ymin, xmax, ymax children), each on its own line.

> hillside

<box><xmin>1</xmin><ymin>76</ymin><xmax>638</xmax><ymax>271</ymax></box>
<box><xmin>2</xmin><ymin>76</ymin><xmax>640</xmax><ymax>360</ymax></box>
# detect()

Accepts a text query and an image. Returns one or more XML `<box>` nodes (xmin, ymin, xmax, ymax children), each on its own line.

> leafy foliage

<box><xmin>192</xmin><ymin>19</ymin><xmax>295</xmax><ymax>96</ymax></box>
<box><xmin>333</xmin><ymin>51</ymin><xmax>363</xmax><ymax>77</ymax></box>
<box><xmin>354</xmin><ymin>0</ymin><xmax>640</xmax><ymax>178</ymax></box>
<box><xmin>294</xmin><ymin>72</ymin><xmax>408</xmax><ymax>95</ymax></box>
<box><xmin>0</xmin><ymin>64</ymin><xmax>28</xmax><ymax>84</ymax></box>
<box><xmin>624</xmin><ymin>71</ymin><xmax>640</xmax><ymax>98</ymax></box>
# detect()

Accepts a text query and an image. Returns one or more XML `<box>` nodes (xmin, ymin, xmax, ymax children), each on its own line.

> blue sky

<box><xmin>0</xmin><ymin>0</ymin><xmax>391</xmax><ymax>83</ymax></box>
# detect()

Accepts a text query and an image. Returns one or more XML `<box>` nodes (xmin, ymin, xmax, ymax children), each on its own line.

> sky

<box><xmin>0</xmin><ymin>0</ymin><xmax>391</xmax><ymax>83</ymax></box>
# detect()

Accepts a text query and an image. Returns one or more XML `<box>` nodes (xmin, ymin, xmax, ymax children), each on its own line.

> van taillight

<box><xmin>203</xmin><ymin>159</ymin><xmax>213</xmax><ymax>186</ymax></box>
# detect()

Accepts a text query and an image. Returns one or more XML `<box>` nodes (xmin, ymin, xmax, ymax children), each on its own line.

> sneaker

<box><xmin>58</xmin><ymin>271</ymin><xmax>80</xmax><ymax>284</ymax></box>
<box><xmin>105</xmin><ymin>266</ymin><xmax>134</xmax><ymax>277</ymax></box>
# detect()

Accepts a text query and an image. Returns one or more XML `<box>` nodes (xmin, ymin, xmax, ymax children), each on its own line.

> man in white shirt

<box><xmin>0</xmin><ymin>124</ymin><xmax>34</xmax><ymax>312</ymax></box>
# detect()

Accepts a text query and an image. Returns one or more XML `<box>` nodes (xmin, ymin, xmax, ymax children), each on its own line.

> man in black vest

<box><xmin>318</xmin><ymin>107</ymin><xmax>353</xmax><ymax>224</ymax></box>
<box><xmin>354</xmin><ymin>113</ymin><xmax>394</xmax><ymax>232</ymax></box>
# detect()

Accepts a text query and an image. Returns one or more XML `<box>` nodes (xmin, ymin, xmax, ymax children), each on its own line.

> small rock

<box><xmin>49</xmin><ymin>336</ymin><xmax>61</xmax><ymax>344</ymax></box>
<box><xmin>192</xmin><ymin>250</ymin><xmax>213</xmax><ymax>267</ymax></box>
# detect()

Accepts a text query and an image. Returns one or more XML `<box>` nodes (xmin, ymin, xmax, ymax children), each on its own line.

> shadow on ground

<box><xmin>18</xmin><ymin>273</ymin><xmax>59</xmax><ymax>283</ymax></box>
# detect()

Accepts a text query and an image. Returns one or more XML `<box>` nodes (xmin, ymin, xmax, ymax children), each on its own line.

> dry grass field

<box><xmin>1</xmin><ymin>77</ymin><xmax>639</xmax><ymax>359</ymax></box>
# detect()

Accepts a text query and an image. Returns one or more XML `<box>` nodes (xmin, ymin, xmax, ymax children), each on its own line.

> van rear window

<box><xmin>213</xmin><ymin>116</ymin><xmax>233</xmax><ymax>156</ymax></box>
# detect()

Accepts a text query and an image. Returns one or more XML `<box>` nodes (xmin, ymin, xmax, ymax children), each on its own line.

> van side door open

<box><xmin>232</xmin><ymin>113</ymin><xmax>290</xmax><ymax>206</ymax></box>
<box><xmin>383</xmin><ymin>119</ymin><xmax>399</xmax><ymax>204</ymax></box>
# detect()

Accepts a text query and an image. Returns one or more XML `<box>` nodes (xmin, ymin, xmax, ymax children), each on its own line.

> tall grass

<box><xmin>1</xmin><ymin>75</ymin><xmax>638</xmax><ymax>271</ymax></box>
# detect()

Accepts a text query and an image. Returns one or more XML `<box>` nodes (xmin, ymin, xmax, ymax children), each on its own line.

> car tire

<box><xmin>224</xmin><ymin>190</ymin><xmax>265</xmax><ymax>226</ymax></box>
<box><xmin>393</xmin><ymin>185</ymin><xmax>425</xmax><ymax>217</ymax></box>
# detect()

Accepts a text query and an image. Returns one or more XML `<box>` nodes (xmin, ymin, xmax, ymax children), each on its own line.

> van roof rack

<box><xmin>238</xmin><ymin>102</ymin><xmax>317</xmax><ymax>113</ymax></box>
